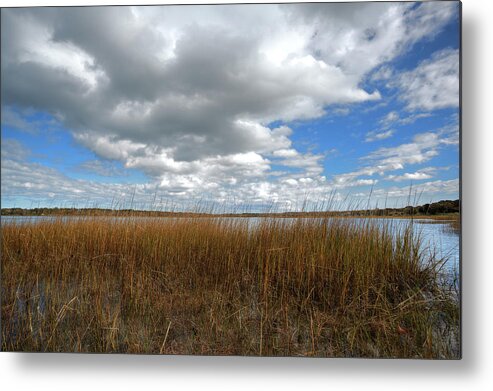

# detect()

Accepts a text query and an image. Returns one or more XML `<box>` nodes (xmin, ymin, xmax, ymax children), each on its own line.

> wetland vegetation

<box><xmin>1</xmin><ymin>212</ymin><xmax>460</xmax><ymax>358</ymax></box>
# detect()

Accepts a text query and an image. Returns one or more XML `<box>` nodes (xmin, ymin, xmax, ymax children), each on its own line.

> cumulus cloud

<box><xmin>0</xmin><ymin>153</ymin><xmax>324</xmax><ymax>211</ymax></box>
<box><xmin>285</xmin><ymin>2</ymin><xmax>457</xmax><ymax>78</ymax></box>
<box><xmin>1</xmin><ymin>3</ymin><xmax>459</xmax><ymax>208</ymax></box>
<box><xmin>271</xmin><ymin>148</ymin><xmax>325</xmax><ymax>175</ymax></box>
<box><xmin>1</xmin><ymin>7</ymin><xmax>378</xmax><ymax>157</ymax></box>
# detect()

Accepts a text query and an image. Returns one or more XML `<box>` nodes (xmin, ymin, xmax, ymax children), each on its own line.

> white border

<box><xmin>1</xmin><ymin>0</ymin><xmax>492</xmax><ymax>390</ymax></box>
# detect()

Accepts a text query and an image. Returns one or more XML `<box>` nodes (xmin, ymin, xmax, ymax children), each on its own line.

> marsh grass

<box><xmin>410</xmin><ymin>215</ymin><xmax>460</xmax><ymax>236</ymax></box>
<box><xmin>1</xmin><ymin>216</ymin><xmax>459</xmax><ymax>357</ymax></box>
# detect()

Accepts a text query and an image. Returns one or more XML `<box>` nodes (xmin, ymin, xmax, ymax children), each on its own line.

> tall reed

<box><xmin>1</xmin><ymin>216</ymin><xmax>459</xmax><ymax>357</ymax></box>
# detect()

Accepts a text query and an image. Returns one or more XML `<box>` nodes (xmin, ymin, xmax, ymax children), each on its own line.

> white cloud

<box><xmin>380</xmin><ymin>111</ymin><xmax>400</xmax><ymax>128</ymax></box>
<box><xmin>377</xmin><ymin>111</ymin><xmax>433</xmax><ymax>130</ymax></box>
<box><xmin>396</xmin><ymin>48</ymin><xmax>459</xmax><ymax>111</ymax></box>
<box><xmin>370</xmin><ymin>65</ymin><xmax>394</xmax><ymax>82</ymax></box>
<box><xmin>366</xmin><ymin>132</ymin><xmax>442</xmax><ymax>167</ymax></box>
<box><xmin>75</xmin><ymin>134</ymin><xmax>147</xmax><ymax>161</ymax></box>
<box><xmin>365</xmin><ymin>130</ymin><xmax>394</xmax><ymax>142</ymax></box>
<box><xmin>399</xmin><ymin>112</ymin><xmax>433</xmax><ymax>125</ymax></box>
<box><xmin>272</xmin><ymin>148</ymin><xmax>298</xmax><ymax>158</ymax></box>
<box><xmin>371</xmin><ymin>179</ymin><xmax>459</xmax><ymax>199</ymax></box>
<box><xmin>333</xmin><ymin>122</ymin><xmax>458</xmax><ymax>189</ymax></box>
<box><xmin>386</xmin><ymin>171</ymin><xmax>434</xmax><ymax>182</ymax></box>
<box><xmin>272</xmin><ymin>148</ymin><xmax>325</xmax><ymax>175</ymax></box>
<box><xmin>364</xmin><ymin>110</ymin><xmax>435</xmax><ymax>143</ymax></box>
<box><xmin>288</xmin><ymin>2</ymin><xmax>457</xmax><ymax>78</ymax></box>
<box><xmin>1</xmin><ymin>3</ymin><xmax>459</xmax><ymax>210</ymax></box>
<box><xmin>1</xmin><ymin>4</ymin><xmax>456</xmax><ymax>174</ymax></box>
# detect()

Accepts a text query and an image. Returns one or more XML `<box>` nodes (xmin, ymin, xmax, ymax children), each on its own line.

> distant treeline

<box><xmin>0</xmin><ymin>207</ymin><xmax>209</xmax><ymax>217</ymax></box>
<box><xmin>346</xmin><ymin>199</ymin><xmax>460</xmax><ymax>217</ymax></box>
<box><xmin>1</xmin><ymin>199</ymin><xmax>459</xmax><ymax>217</ymax></box>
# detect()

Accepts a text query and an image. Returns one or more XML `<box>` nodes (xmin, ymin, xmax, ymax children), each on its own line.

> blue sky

<box><xmin>1</xmin><ymin>2</ymin><xmax>460</xmax><ymax>211</ymax></box>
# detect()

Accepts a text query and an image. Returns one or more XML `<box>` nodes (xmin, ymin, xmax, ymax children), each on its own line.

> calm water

<box><xmin>2</xmin><ymin>215</ymin><xmax>459</xmax><ymax>278</ymax></box>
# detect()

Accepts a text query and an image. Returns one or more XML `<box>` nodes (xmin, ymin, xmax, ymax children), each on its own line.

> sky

<box><xmin>0</xmin><ymin>2</ymin><xmax>460</xmax><ymax>212</ymax></box>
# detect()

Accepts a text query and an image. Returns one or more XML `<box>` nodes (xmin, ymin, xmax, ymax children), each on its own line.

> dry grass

<box><xmin>1</xmin><ymin>216</ymin><xmax>459</xmax><ymax>357</ymax></box>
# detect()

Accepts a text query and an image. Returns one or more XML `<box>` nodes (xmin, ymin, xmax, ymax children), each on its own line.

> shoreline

<box><xmin>1</xmin><ymin>213</ymin><xmax>460</xmax><ymax>220</ymax></box>
<box><xmin>0</xmin><ymin>200</ymin><xmax>460</xmax><ymax>219</ymax></box>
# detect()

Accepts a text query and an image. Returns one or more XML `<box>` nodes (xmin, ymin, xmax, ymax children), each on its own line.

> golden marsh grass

<box><xmin>1</xmin><ymin>216</ymin><xmax>459</xmax><ymax>357</ymax></box>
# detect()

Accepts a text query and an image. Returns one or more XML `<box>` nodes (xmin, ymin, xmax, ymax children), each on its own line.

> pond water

<box><xmin>2</xmin><ymin>215</ymin><xmax>460</xmax><ymax>281</ymax></box>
